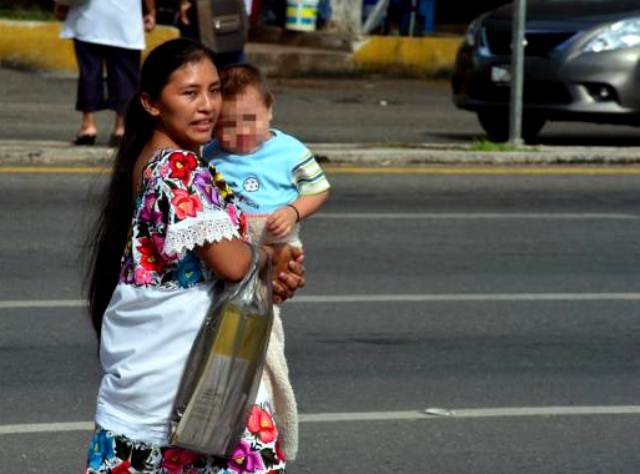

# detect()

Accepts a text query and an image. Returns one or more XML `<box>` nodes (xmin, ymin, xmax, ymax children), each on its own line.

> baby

<box><xmin>203</xmin><ymin>63</ymin><xmax>330</xmax><ymax>252</ymax></box>
<box><xmin>202</xmin><ymin>64</ymin><xmax>330</xmax><ymax>459</ymax></box>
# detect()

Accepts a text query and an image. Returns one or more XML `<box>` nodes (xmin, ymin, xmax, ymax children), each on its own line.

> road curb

<box><xmin>3</xmin><ymin>141</ymin><xmax>640</xmax><ymax>167</ymax></box>
<box><xmin>0</xmin><ymin>19</ymin><xmax>179</xmax><ymax>73</ymax></box>
<box><xmin>0</xmin><ymin>19</ymin><xmax>462</xmax><ymax>77</ymax></box>
<box><xmin>352</xmin><ymin>36</ymin><xmax>462</xmax><ymax>77</ymax></box>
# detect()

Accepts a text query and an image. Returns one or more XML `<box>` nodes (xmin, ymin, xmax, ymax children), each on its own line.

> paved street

<box><xmin>4</xmin><ymin>67</ymin><xmax>640</xmax><ymax>146</ymax></box>
<box><xmin>1</xmin><ymin>169</ymin><xmax>640</xmax><ymax>472</ymax></box>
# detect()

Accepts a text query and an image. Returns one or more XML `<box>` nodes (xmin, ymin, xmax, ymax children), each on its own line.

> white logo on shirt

<box><xmin>243</xmin><ymin>176</ymin><xmax>261</xmax><ymax>192</ymax></box>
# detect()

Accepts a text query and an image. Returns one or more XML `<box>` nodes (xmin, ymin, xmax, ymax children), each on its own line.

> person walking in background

<box><xmin>54</xmin><ymin>0</ymin><xmax>156</xmax><ymax>146</ymax></box>
<box><xmin>176</xmin><ymin>0</ymin><xmax>248</xmax><ymax>67</ymax></box>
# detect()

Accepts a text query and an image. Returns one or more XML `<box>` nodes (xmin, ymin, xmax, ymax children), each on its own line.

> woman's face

<box><xmin>145</xmin><ymin>57</ymin><xmax>221</xmax><ymax>151</ymax></box>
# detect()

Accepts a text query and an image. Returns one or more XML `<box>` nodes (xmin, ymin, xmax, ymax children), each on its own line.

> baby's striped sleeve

<box><xmin>292</xmin><ymin>151</ymin><xmax>331</xmax><ymax>196</ymax></box>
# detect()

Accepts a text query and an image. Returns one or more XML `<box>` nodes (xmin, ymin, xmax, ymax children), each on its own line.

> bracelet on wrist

<box><xmin>287</xmin><ymin>204</ymin><xmax>300</xmax><ymax>223</ymax></box>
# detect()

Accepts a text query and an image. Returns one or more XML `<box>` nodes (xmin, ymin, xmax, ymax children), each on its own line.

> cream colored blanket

<box><xmin>249</xmin><ymin>216</ymin><xmax>300</xmax><ymax>461</ymax></box>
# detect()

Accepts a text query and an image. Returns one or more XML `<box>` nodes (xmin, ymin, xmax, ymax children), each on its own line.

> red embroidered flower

<box><xmin>239</xmin><ymin>212</ymin><xmax>248</xmax><ymax>240</ymax></box>
<box><xmin>275</xmin><ymin>441</ymin><xmax>285</xmax><ymax>462</ymax></box>
<box><xmin>161</xmin><ymin>448</ymin><xmax>199</xmax><ymax>474</ymax></box>
<box><xmin>171</xmin><ymin>189</ymin><xmax>203</xmax><ymax>220</ymax></box>
<box><xmin>247</xmin><ymin>405</ymin><xmax>278</xmax><ymax>444</ymax></box>
<box><xmin>227</xmin><ymin>203</ymin><xmax>239</xmax><ymax>227</ymax></box>
<box><xmin>137</xmin><ymin>236</ymin><xmax>166</xmax><ymax>273</ymax></box>
<box><xmin>169</xmin><ymin>151</ymin><xmax>197</xmax><ymax>183</ymax></box>
<box><xmin>110</xmin><ymin>460</ymin><xmax>131</xmax><ymax>474</ymax></box>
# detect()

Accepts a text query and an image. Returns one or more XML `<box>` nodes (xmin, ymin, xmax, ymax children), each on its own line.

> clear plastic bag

<box><xmin>170</xmin><ymin>246</ymin><xmax>273</xmax><ymax>455</ymax></box>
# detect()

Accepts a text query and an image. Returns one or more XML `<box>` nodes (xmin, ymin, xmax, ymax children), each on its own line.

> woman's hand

<box><xmin>266</xmin><ymin>244</ymin><xmax>305</xmax><ymax>304</ymax></box>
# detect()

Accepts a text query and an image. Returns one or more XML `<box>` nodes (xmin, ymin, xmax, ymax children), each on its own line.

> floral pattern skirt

<box><xmin>85</xmin><ymin>402</ymin><xmax>286</xmax><ymax>474</ymax></box>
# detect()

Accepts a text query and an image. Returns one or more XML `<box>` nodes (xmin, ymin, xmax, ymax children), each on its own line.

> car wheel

<box><xmin>477</xmin><ymin>111</ymin><xmax>546</xmax><ymax>143</ymax></box>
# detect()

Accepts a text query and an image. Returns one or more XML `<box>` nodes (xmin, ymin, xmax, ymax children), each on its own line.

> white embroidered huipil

<box><xmin>94</xmin><ymin>149</ymin><xmax>275</xmax><ymax>446</ymax></box>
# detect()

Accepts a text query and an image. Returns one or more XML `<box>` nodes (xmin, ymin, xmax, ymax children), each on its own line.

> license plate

<box><xmin>491</xmin><ymin>65</ymin><xmax>511</xmax><ymax>84</ymax></box>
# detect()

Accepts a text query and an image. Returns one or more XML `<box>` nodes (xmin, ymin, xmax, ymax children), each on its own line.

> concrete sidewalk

<box><xmin>3</xmin><ymin>139</ymin><xmax>640</xmax><ymax>167</ymax></box>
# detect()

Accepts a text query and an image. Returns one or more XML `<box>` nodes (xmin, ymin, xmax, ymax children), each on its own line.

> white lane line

<box><xmin>3</xmin><ymin>406</ymin><xmax>640</xmax><ymax>435</ymax></box>
<box><xmin>0</xmin><ymin>422</ymin><xmax>94</xmax><ymax>435</ymax></box>
<box><xmin>315</xmin><ymin>213</ymin><xmax>639</xmax><ymax>220</ymax></box>
<box><xmin>0</xmin><ymin>300</ymin><xmax>85</xmax><ymax>309</ymax></box>
<box><xmin>5</xmin><ymin>293</ymin><xmax>640</xmax><ymax>310</ymax></box>
<box><xmin>303</xmin><ymin>405</ymin><xmax>640</xmax><ymax>422</ymax></box>
<box><xmin>293</xmin><ymin>293</ymin><xmax>640</xmax><ymax>303</ymax></box>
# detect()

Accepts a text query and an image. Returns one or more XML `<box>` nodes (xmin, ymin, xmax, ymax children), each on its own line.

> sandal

<box><xmin>108</xmin><ymin>133</ymin><xmax>123</xmax><ymax>148</ymax></box>
<box><xmin>73</xmin><ymin>134</ymin><xmax>96</xmax><ymax>146</ymax></box>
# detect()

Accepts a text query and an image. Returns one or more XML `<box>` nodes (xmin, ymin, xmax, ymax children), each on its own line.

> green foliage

<box><xmin>0</xmin><ymin>0</ymin><xmax>54</xmax><ymax>20</ymax></box>
<box><xmin>470</xmin><ymin>138</ymin><xmax>523</xmax><ymax>152</ymax></box>
<box><xmin>0</xmin><ymin>0</ymin><xmax>52</xmax><ymax>8</ymax></box>
<box><xmin>0</xmin><ymin>8</ymin><xmax>54</xmax><ymax>20</ymax></box>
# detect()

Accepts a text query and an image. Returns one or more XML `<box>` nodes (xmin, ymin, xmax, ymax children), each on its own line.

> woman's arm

<box><xmin>196</xmin><ymin>239</ymin><xmax>304</xmax><ymax>303</ymax></box>
<box><xmin>196</xmin><ymin>238</ymin><xmax>253</xmax><ymax>282</ymax></box>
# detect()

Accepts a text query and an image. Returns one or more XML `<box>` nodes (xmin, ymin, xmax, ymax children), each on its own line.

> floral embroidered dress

<box><xmin>87</xmin><ymin>149</ymin><xmax>285</xmax><ymax>473</ymax></box>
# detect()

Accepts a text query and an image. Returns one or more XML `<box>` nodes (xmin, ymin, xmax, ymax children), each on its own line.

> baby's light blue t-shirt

<box><xmin>202</xmin><ymin>129</ymin><xmax>330</xmax><ymax>215</ymax></box>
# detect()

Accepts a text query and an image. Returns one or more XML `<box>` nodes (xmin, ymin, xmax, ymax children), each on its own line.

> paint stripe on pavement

<box><xmin>294</xmin><ymin>293</ymin><xmax>640</xmax><ymax>303</ymax></box>
<box><xmin>4</xmin><ymin>166</ymin><xmax>640</xmax><ymax>176</ymax></box>
<box><xmin>0</xmin><ymin>422</ymin><xmax>95</xmax><ymax>435</ymax></box>
<box><xmin>314</xmin><ymin>212</ymin><xmax>639</xmax><ymax>220</ymax></box>
<box><xmin>0</xmin><ymin>166</ymin><xmax>110</xmax><ymax>174</ymax></box>
<box><xmin>2</xmin><ymin>406</ymin><xmax>640</xmax><ymax>435</ymax></box>
<box><xmin>324</xmin><ymin>166</ymin><xmax>640</xmax><ymax>175</ymax></box>
<box><xmin>301</xmin><ymin>405</ymin><xmax>640</xmax><ymax>422</ymax></box>
<box><xmin>0</xmin><ymin>299</ymin><xmax>86</xmax><ymax>309</ymax></box>
<box><xmin>5</xmin><ymin>293</ymin><xmax>640</xmax><ymax>310</ymax></box>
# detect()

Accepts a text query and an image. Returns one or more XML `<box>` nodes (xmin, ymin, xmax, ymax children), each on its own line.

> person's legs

<box><xmin>73</xmin><ymin>40</ymin><xmax>106</xmax><ymax>142</ymax></box>
<box><xmin>113</xmin><ymin>113</ymin><xmax>125</xmax><ymax>138</ymax></box>
<box><xmin>104</xmin><ymin>45</ymin><xmax>140</xmax><ymax>144</ymax></box>
<box><xmin>213</xmin><ymin>50</ymin><xmax>245</xmax><ymax>68</ymax></box>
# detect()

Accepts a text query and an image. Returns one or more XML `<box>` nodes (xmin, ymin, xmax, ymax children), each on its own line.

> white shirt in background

<box><xmin>61</xmin><ymin>0</ymin><xmax>146</xmax><ymax>50</ymax></box>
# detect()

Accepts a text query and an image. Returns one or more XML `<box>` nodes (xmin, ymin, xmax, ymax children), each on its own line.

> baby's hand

<box><xmin>266</xmin><ymin>206</ymin><xmax>297</xmax><ymax>238</ymax></box>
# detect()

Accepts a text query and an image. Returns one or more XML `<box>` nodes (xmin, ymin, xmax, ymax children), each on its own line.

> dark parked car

<box><xmin>452</xmin><ymin>0</ymin><xmax>640</xmax><ymax>142</ymax></box>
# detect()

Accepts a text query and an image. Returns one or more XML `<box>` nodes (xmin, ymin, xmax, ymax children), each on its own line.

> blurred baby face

<box><xmin>215</xmin><ymin>86</ymin><xmax>273</xmax><ymax>154</ymax></box>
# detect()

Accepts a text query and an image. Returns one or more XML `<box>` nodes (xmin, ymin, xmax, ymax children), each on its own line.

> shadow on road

<box><xmin>429</xmin><ymin>131</ymin><xmax>640</xmax><ymax>147</ymax></box>
<box><xmin>536</xmin><ymin>135</ymin><xmax>640</xmax><ymax>147</ymax></box>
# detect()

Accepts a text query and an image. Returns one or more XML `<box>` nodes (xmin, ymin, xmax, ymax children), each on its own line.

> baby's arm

<box><xmin>266</xmin><ymin>190</ymin><xmax>330</xmax><ymax>238</ymax></box>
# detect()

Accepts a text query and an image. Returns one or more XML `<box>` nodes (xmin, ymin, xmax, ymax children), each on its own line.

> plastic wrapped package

<box><xmin>170</xmin><ymin>247</ymin><xmax>273</xmax><ymax>455</ymax></box>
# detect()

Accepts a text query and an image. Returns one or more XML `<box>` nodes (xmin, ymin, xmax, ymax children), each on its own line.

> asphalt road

<box><xmin>4</xmin><ymin>67</ymin><xmax>640</xmax><ymax>146</ymax></box>
<box><xmin>1</xmin><ymin>169</ymin><xmax>640</xmax><ymax>472</ymax></box>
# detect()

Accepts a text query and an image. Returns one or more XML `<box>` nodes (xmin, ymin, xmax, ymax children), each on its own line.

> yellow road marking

<box><xmin>324</xmin><ymin>166</ymin><xmax>640</xmax><ymax>175</ymax></box>
<box><xmin>2</xmin><ymin>165</ymin><xmax>640</xmax><ymax>175</ymax></box>
<box><xmin>0</xmin><ymin>166</ymin><xmax>110</xmax><ymax>174</ymax></box>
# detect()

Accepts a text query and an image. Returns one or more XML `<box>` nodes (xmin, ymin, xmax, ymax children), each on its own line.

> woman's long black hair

<box><xmin>87</xmin><ymin>38</ymin><xmax>215</xmax><ymax>338</ymax></box>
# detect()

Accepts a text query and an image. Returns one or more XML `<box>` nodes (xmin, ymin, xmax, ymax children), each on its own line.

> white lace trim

<box><xmin>163</xmin><ymin>212</ymin><xmax>240</xmax><ymax>257</ymax></box>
